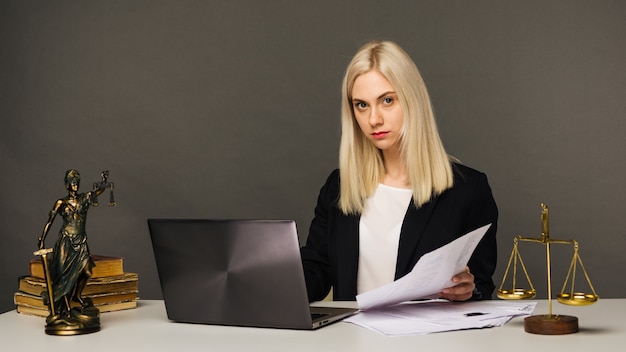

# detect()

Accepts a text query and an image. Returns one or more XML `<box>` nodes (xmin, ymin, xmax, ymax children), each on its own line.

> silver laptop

<box><xmin>148</xmin><ymin>219</ymin><xmax>356</xmax><ymax>330</ymax></box>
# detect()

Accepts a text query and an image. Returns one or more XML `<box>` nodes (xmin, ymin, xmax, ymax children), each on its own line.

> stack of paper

<box><xmin>345</xmin><ymin>299</ymin><xmax>535</xmax><ymax>336</ymax></box>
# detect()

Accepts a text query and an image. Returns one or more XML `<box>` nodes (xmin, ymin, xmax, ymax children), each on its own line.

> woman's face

<box><xmin>351</xmin><ymin>70</ymin><xmax>403</xmax><ymax>153</ymax></box>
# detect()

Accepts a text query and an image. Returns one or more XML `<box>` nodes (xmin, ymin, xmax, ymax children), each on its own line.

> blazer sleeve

<box><xmin>300</xmin><ymin>170</ymin><xmax>337</xmax><ymax>302</ymax></box>
<box><xmin>465</xmin><ymin>170</ymin><xmax>498</xmax><ymax>300</ymax></box>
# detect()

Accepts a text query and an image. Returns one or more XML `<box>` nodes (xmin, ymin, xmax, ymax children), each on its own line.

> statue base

<box><xmin>45</xmin><ymin>306</ymin><xmax>101</xmax><ymax>336</ymax></box>
<box><xmin>524</xmin><ymin>314</ymin><xmax>578</xmax><ymax>335</ymax></box>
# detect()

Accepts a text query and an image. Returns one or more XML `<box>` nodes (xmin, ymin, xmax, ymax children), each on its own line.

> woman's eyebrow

<box><xmin>351</xmin><ymin>91</ymin><xmax>397</xmax><ymax>103</ymax></box>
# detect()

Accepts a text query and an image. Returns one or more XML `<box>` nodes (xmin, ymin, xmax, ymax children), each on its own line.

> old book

<box><xmin>18</xmin><ymin>272</ymin><xmax>139</xmax><ymax>297</ymax></box>
<box><xmin>16</xmin><ymin>300</ymin><xmax>138</xmax><ymax>318</ymax></box>
<box><xmin>14</xmin><ymin>291</ymin><xmax>138</xmax><ymax>310</ymax></box>
<box><xmin>29</xmin><ymin>255</ymin><xmax>124</xmax><ymax>279</ymax></box>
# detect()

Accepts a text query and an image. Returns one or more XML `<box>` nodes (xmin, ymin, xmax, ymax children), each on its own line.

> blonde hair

<box><xmin>338</xmin><ymin>40</ymin><xmax>454</xmax><ymax>214</ymax></box>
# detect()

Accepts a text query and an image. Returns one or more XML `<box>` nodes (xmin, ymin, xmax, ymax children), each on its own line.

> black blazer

<box><xmin>300</xmin><ymin>163</ymin><xmax>498</xmax><ymax>302</ymax></box>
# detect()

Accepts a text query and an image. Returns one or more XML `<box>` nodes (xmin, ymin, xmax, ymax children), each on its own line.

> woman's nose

<box><xmin>369</xmin><ymin>108</ymin><xmax>383</xmax><ymax>126</ymax></box>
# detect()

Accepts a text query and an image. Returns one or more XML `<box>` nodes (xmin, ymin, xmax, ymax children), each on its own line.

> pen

<box><xmin>464</xmin><ymin>312</ymin><xmax>487</xmax><ymax>317</ymax></box>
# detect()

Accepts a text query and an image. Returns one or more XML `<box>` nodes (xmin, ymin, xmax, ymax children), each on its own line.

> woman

<box><xmin>300</xmin><ymin>40</ymin><xmax>498</xmax><ymax>302</ymax></box>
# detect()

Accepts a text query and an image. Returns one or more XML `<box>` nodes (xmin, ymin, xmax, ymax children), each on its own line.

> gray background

<box><xmin>1</xmin><ymin>1</ymin><xmax>624</xmax><ymax>314</ymax></box>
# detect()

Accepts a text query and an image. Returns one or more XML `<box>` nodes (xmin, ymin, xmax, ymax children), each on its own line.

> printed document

<box><xmin>356</xmin><ymin>223</ymin><xmax>491</xmax><ymax>311</ymax></box>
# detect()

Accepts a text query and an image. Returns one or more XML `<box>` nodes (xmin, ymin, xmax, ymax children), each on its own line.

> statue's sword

<box><xmin>33</xmin><ymin>248</ymin><xmax>55</xmax><ymax>315</ymax></box>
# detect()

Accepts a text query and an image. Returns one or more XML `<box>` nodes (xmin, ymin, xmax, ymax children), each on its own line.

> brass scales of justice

<box><xmin>497</xmin><ymin>203</ymin><xmax>598</xmax><ymax>335</ymax></box>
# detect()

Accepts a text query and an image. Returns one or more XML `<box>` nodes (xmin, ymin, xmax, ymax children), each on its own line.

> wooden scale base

<box><xmin>524</xmin><ymin>314</ymin><xmax>578</xmax><ymax>335</ymax></box>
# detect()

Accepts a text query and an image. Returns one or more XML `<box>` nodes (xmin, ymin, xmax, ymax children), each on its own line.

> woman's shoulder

<box><xmin>318</xmin><ymin>169</ymin><xmax>341</xmax><ymax>196</ymax></box>
<box><xmin>322</xmin><ymin>168</ymin><xmax>341</xmax><ymax>188</ymax></box>
<box><xmin>451</xmin><ymin>162</ymin><xmax>490</xmax><ymax>184</ymax></box>
<box><xmin>326</xmin><ymin>168</ymin><xmax>340</xmax><ymax>181</ymax></box>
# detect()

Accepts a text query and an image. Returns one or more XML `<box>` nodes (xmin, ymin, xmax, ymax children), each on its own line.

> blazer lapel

<box><xmin>395</xmin><ymin>197</ymin><xmax>438</xmax><ymax>279</ymax></box>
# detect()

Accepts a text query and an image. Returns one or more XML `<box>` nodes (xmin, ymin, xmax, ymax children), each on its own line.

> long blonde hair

<box><xmin>338</xmin><ymin>40</ymin><xmax>454</xmax><ymax>214</ymax></box>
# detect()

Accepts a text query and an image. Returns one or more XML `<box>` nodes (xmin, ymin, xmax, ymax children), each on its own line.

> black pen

<box><xmin>464</xmin><ymin>312</ymin><xmax>487</xmax><ymax>317</ymax></box>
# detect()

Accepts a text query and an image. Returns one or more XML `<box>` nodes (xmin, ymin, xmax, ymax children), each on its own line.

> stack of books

<box><xmin>14</xmin><ymin>255</ymin><xmax>139</xmax><ymax>317</ymax></box>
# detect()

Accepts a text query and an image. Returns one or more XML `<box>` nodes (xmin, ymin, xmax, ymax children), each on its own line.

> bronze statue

<box><xmin>35</xmin><ymin>170</ymin><xmax>115</xmax><ymax>335</ymax></box>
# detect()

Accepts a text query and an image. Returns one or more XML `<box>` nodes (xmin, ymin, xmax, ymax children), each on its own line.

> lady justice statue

<box><xmin>35</xmin><ymin>169</ymin><xmax>115</xmax><ymax>335</ymax></box>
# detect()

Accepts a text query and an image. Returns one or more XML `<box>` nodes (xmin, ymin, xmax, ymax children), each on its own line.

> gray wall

<box><xmin>1</xmin><ymin>1</ymin><xmax>624</xmax><ymax>313</ymax></box>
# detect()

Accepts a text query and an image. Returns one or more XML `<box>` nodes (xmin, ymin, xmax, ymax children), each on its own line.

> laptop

<box><xmin>147</xmin><ymin>219</ymin><xmax>357</xmax><ymax>330</ymax></box>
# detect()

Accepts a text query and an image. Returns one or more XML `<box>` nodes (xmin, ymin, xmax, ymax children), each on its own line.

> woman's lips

<box><xmin>372</xmin><ymin>131</ymin><xmax>389</xmax><ymax>139</ymax></box>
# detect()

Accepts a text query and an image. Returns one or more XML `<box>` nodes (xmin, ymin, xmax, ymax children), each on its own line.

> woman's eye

<box><xmin>354</xmin><ymin>102</ymin><xmax>367</xmax><ymax>110</ymax></box>
<box><xmin>382</xmin><ymin>97</ymin><xmax>394</xmax><ymax>105</ymax></box>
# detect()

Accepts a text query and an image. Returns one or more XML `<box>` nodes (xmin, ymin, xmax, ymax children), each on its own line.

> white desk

<box><xmin>1</xmin><ymin>299</ymin><xmax>623</xmax><ymax>351</ymax></box>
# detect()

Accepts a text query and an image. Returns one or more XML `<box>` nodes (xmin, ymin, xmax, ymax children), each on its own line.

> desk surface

<box><xmin>1</xmin><ymin>299</ymin><xmax>623</xmax><ymax>351</ymax></box>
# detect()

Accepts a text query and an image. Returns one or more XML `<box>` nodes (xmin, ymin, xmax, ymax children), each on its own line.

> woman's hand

<box><xmin>439</xmin><ymin>266</ymin><xmax>475</xmax><ymax>301</ymax></box>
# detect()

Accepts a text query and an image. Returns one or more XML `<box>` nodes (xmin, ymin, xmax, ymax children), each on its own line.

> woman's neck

<box><xmin>382</xmin><ymin>149</ymin><xmax>409</xmax><ymax>188</ymax></box>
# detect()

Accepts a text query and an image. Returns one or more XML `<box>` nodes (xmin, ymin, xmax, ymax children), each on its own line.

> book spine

<box><xmin>16</xmin><ymin>299</ymin><xmax>138</xmax><ymax>317</ymax></box>
<box><xmin>29</xmin><ymin>256</ymin><xmax>124</xmax><ymax>279</ymax></box>
<box><xmin>18</xmin><ymin>273</ymin><xmax>139</xmax><ymax>296</ymax></box>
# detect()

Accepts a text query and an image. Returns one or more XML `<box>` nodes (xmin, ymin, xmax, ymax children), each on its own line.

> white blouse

<box><xmin>357</xmin><ymin>183</ymin><xmax>413</xmax><ymax>294</ymax></box>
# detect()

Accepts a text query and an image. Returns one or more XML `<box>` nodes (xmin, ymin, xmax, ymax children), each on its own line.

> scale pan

<box><xmin>556</xmin><ymin>293</ymin><xmax>598</xmax><ymax>306</ymax></box>
<box><xmin>497</xmin><ymin>288</ymin><xmax>536</xmax><ymax>300</ymax></box>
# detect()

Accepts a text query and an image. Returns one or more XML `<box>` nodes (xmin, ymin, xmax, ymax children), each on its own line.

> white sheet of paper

<box><xmin>356</xmin><ymin>223</ymin><xmax>491</xmax><ymax>311</ymax></box>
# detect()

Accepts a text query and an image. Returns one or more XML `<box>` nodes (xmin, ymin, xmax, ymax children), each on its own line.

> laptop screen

<box><xmin>148</xmin><ymin>219</ymin><xmax>317</xmax><ymax>329</ymax></box>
